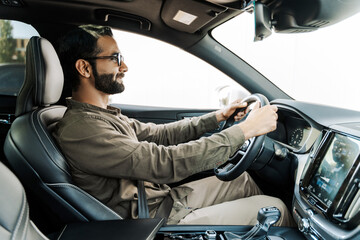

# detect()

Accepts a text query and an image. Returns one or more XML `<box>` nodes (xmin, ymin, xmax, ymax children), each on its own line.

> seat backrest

<box><xmin>0</xmin><ymin>161</ymin><xmax>48</xmax><ymax>240</ymax></box>
<box><xmin>3</xmin><ymin>36</ymin><xmax>121</xmax><ymax>224</ymax></box>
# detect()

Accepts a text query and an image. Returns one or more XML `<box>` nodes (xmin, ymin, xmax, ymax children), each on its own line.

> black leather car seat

<box><xmin>3</xmin><ymin>36</ymin><xmax>121</xmax><ymax>224</ymax></box>
<box><xmin>0</xmin><ymin>161</ymin><xmax>48</xmax><ymax>240</ymax></box>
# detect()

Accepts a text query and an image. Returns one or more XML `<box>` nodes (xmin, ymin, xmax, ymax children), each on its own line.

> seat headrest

<box><xmin>15</xmin><ymin>36</ymin><xmax>64</xmax><ymax>117</ymax></box>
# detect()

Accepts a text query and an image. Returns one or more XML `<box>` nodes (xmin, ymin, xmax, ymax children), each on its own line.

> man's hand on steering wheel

<box><xmin>238</xmin><ymin>103</ymin><xmax>278</xmax><ymax>140</ymax></box>
<box><xmin>215</xmin><ymin>99</ymin><xmax>249</xmax><ymax>123</ymax></box>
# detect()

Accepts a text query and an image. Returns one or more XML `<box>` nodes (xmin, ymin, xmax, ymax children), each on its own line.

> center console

<box><xmin>156</xmin><ymin>206</ymin><xmax>303</xmax><ymax>240</ymax></box>
<box><xmin>156</xmin><ymin>225</ymin><xmax>303</xmax><ymax>240</ymax></box>
<box><xmin>55</xmin><ymin>209</ymin><xmax>304</xmax><ymax>240</ymax></box>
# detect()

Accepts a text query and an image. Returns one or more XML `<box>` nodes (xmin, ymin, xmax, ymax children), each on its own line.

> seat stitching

<box><xmin>55</xmin><ymin>225</ymin><xmax>67</xmax><ymax>240</ymax></box>
<box><xmin>47</xmin><ymin>183</ymin><xmax>122</xmax><ymax>219</ymax></box>
<box><xmin>41</xmin><ymin>185</ymin><xmax>88</xmax><ymax>221</ymax></box>
<box><xmin>12</xmin><ymin>191</ymin><xmax>27</xmax><ymax>240</ymax></box>
<box><xmin>29</xmin><ymin>108</ymin><xmax>71</xmax><ymax>177</ymax></box>
<box><xmin>29</xmin><ymin>221</ymin><xmax>48</xmax><ymax>239</ymax></box>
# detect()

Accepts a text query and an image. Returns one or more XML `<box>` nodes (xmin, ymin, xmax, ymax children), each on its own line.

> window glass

<box><xmin>0</xmin><ymin>20</ymin><xmax>39</xmax><ymax>96</ymax></box>
<box><xmin>212</xmin><ymin>12</ymin><xmax>360</xmax><ymax>111</ymax></box>
<box><xmin>111</xmin><ymin>30</ymin><xmax>249</xmax><ymax>109</ymax></box>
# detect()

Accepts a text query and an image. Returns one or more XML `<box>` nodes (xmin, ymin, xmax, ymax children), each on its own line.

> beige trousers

<box><xmin>168</xmin><ymin>172</ymin><xmax>295</xmax><ymax>227</ymax></box>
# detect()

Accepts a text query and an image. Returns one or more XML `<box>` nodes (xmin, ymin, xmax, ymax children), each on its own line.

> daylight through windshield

<box><xmin>212</xmin><ymin>11</ymin><xmax>360</xmax><ymax>112</ymax></box>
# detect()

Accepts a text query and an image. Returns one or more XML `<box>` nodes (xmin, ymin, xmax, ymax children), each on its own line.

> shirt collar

<box><xmin>66</xmin><ymin>98</ymin><xmax>121</xmax><ymax>115</ymax></box>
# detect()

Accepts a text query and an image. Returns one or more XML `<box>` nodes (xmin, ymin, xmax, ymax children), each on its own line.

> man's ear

<box><xmin>75</xmin><ymin>59</ymin><xmax>92</xmax><ymax>78</ymax></box>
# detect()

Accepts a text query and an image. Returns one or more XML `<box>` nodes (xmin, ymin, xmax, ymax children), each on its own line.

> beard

<box><xmin>94</xmin><ymin>70</ymin><xmax>125</xmax><ymax>94</ymax></box>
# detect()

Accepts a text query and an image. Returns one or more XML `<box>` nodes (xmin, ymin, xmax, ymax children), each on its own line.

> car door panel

<box><xmin>114</xmin><ymin>104</ymin><xmax>221</xmax><ymax>136</ymax></box>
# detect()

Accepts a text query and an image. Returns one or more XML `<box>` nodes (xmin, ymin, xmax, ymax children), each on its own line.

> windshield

<box><xmin>212</xmin><ymin>11</ymin><xmax>360</xmax><ymax>112</ymax></box>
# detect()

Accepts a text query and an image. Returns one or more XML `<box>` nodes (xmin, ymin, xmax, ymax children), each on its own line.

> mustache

<box><xmin>116</xmin><ymin>72</ymin><xmax>125</xmax><ymax>79</ymax></box>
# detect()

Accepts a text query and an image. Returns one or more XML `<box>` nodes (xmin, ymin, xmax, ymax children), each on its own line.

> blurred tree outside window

<box><xmin>0</xmin><ymin>20</ymin><xmax>20</xmax><ymax>63</ymax></box>
<box><xmin>0</xmin><ymin>20</ymin><xmax>38</xmax><ymax>95</ymax></box>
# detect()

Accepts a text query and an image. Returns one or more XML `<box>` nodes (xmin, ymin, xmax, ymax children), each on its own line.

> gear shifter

<box><xmin>257</xmin><ymin>206</ymin><xmax>281</xmax><ymax>233</ymax></box>
<box><xmin>224</xmin><ymin>206</ymin><xmax>281</xmax><ymax>240</ymax></box>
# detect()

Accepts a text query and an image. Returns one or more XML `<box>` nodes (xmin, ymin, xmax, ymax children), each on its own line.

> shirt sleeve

<box><xmin>55</xmin><ymin>114</ymin><xmax>245</xmax><ymax>184</ymax></box>
<box><xmin>122</xmin><ymin>112</ymin><xmax>220</xmax><ymax>146</ymax></box>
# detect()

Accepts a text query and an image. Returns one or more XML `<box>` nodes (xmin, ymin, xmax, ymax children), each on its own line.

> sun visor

<box><xmin>161</xmin><ymin>0</ymin><xmax>227</xmax><ymax>33</ymax></box>
<box><xmin>96</xmin><ymin>9</ymin><xmax>152</xmax><ymax>31</ymax></box>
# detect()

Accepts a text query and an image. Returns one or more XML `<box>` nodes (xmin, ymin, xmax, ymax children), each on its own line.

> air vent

<box><xmin>308</xmin><ymin>20</ymin><xmax>330</xmax><ymax>28</ymax></box>
<box><xmin>290</xmin><ymin>29</ymin><xmax>315</xmax><ymax>33</ymax></box>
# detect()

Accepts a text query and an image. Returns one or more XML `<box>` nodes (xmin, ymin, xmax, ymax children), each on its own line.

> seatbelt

<box><xmin>155</xmin><ymin>194</ymin><xmax>173</xmax><ymax>220</ymax></box>
<box><xmin>137</xmin><ymin>180</ymin><xmax>149</xmax><ymax>218</ymax></box>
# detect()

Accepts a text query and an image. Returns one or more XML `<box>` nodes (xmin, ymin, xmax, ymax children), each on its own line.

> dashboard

<box><xmin>270</xmin><ymin>99</ymin><xmax>360</xmax><ymax>240</ymax></box>
<box><xmin>268</xmin><ymin>109</ymin><xmax>317</xmax><ymax>151</ymax></box>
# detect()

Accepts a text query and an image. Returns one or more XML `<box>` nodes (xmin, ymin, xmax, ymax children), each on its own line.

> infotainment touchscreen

<box><xmin>307</xmin><ymin>133</ymin><xmax>360</xmax><ymax>208</ymax></box>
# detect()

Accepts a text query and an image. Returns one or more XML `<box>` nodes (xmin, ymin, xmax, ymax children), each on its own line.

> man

<box><xmin>54</xmin><ymin>25</ymin><xmax>294</xmax><ymax>226</ymax></box>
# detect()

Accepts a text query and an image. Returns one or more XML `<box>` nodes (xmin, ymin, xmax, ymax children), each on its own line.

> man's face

<box><xmin>92</xmin><ymin>36</ymin><xmax>128</xmax><ymax>95</ymax></box>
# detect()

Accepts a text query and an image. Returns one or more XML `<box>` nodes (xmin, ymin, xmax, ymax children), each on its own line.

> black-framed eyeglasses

<box><xmin>84</xmin><ymin>53</ymin><xmax>124</xmax><ymax>67</ymax></box>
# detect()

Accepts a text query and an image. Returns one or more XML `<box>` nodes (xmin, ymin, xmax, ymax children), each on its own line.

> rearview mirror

<box><xmin>254</xmin><ymin>2</ymin><xmax>272</xmax><ymax>41</ymax></box>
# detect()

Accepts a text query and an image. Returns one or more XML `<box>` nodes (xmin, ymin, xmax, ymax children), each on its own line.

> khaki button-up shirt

<box><xmin>53</xmin><ymin>99</ymin><xmax>245</xmax><ymax>219</ymax></box>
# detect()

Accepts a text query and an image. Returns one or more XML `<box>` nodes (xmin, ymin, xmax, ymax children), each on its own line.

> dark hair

<box><xmin>58</xmin><ymin>25</ymin><xmax>113</xmax><ymax>91</ymax></box>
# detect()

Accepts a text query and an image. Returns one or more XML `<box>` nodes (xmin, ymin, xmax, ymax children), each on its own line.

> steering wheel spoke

<box><xmin>215</xmin><ymin>163</ymin><xmax>235</xmax><ymax>174</ymax></box>
<box><xmin>239</xmin><ymin>139</ymin><xmax>251</xmax><ymax>153</ymax></box>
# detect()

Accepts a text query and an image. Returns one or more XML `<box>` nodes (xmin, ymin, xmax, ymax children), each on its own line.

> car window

<box><xmin>110</xmin><ymin>30</ymin><xmax>249</xmax><ymax>109</ymax></box>
<box><xmin>0</xmin><ymin>20</ymin><xmax>39</xmax><ymax>96</ymax></box>
<box><xmin>212</xmin><ymin>11</ymin><xmax>360</xmax><ymax>112</ymax></box>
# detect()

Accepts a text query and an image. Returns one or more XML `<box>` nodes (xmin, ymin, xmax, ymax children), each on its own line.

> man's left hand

<box><xmin>215</xmin><ymin>99</ymin><xmax>248</xmax><ymax>123</ymax></box>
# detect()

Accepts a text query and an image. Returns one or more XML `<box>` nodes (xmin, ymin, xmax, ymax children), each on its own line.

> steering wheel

<box><xmin>215</xmin><ymin>93</ymin><xmax>269</xmax><ymax>181</ymax></box>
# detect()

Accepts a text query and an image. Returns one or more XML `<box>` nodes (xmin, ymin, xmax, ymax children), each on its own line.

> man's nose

<box><xmin>120</xmin><ymin>60</ymin><xmax>128</xmax><ymax>72</ymax></box>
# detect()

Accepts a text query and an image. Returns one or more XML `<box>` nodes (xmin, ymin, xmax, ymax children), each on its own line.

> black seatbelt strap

<box><xmin>137</xmin><ymin>180</ymin><xmax>149</xmax><ymax>218</ymax></box>
<box><xmin>155</xmin><ymin>194</ymin><xmax>173</xmax><ymax>220</ymax></box>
